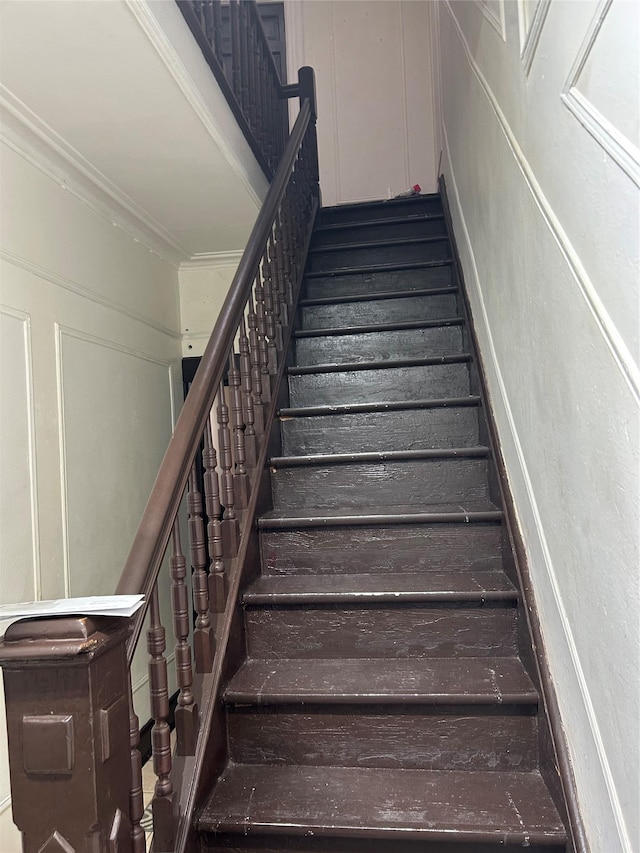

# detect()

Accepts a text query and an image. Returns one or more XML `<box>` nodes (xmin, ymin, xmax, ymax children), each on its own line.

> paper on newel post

<box><xmin>0</xmin><ymin>595</ymin><xmax>145</xmax><ymax>635</ymax></box>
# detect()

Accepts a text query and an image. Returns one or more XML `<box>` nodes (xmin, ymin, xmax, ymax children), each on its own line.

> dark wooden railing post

<box><xmin>0</xmin><ymin>616</ymin><xmax>136</xmax><ymax>851</ymax></box>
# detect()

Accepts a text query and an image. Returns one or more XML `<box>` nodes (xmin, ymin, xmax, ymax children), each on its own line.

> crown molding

<box><xmin>181</xmin><ymin>250</ymin><xmax>244</xmax><ymax>270</ymax></box>
<box><xmin>0</xmin><ymin>87</ymin><xmax>189</xmax><ymax>267</ymax></box>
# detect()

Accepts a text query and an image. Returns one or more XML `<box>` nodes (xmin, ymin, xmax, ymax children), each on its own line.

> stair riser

<box><xmin>227</xmin><ymin>706</ymin><xmax>538</xmax><ymax>772</ymax></box>
<box><xmin>294</xmin><ymin>325</ymin><xmax>463</xmax><ymax>366</ymax></box>
<box><xmin>245</xmin><ymin>604</ymin><xmax>517</xmax><ymax>659</ymax></box>
<box><xmin>301</xmin><ymin>293</ymin><xmax>458</xmax><ymax>330</ymax></box>
<box><xmin>260</xmin><ymin>523</ymin><xmax>503</xmax><ymax>575</ymax></box>
<box><xmin>307</xmin><ymin>240</ymin><xmax>450</xmax><ymax>273</ymax></box>
<box><xmin>288</xmin><ymin>362</ymin><xmax>470</xmax><ymax>407</ymax></box>
<box><xmin>312</xmin><ymin>218</ymin><xmax>447</xmax><ymax>248</ymax></box>
<box><xmin>319</xmin><ymin>197</ymin><xmax>443</xmax><ymax>226</ymax></box>
<box><xmin>280</xmin><ymin>407</ymin><xmax>480</xmax><ymax>455</ymax></box>
<box><xmin>271</xmin><ymin>458</ymin><xmax>489</xmax><ymax>511</ymax></box>
<box><xmin>305</xmin><ymin>265</ymin><xmax>453</xmax><ymax>299</ymax></box>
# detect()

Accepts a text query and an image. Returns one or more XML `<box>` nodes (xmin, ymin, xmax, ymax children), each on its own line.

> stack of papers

<box><xmin>0</xmin><ymin>595</ymin><xmax>145</xmax><ymax>625</ymax></box>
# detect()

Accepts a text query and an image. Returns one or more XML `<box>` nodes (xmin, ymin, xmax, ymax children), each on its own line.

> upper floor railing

<box><xmin>0</xmin><ymin>67</ymin><xmax>319</xmax><ymax>852</ymax></box>
<box><xmin>178</xmin><ymin>0</ymin><xmax>291</xmax><ymax>178</ymax></box>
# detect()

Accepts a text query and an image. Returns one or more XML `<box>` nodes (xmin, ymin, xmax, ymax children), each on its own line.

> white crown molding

<box><xmin>561</xmin><ymin>0</ymin><xmax>640</xmax><ymax>188</ymax></box>
<box><xmin>181</xmin><ymin>250</ymin><xmax>244</xmax><ymax>270</ymax></box>
<box><xmin>519</xmin><ymin>0</ymin><xmax>551</xmax><ymax>76</ymax></box>
<box><xmin>0</xmin><ymin>87</ymin><xmax>189</xmax><ymax>266</ymax></box>
<box><xmin>473</xmin><ymin>0</ymin><xmax>506</xmax><ymax>41</ymax></box>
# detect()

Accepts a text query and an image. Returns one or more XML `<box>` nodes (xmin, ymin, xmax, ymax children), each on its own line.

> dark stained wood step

<box><xmin>224</xmin><ymin>657</ymin><xmax>534</xmax><ymax>705</ymax></box>
<box><xmin>311</xmin><ymin>217</ymin><xmax>447</xmax><ymax>248</ymax></box>
<box><xmin>242</xmin><ymin>570</ymin><xmax>516</xmax><ymax>607</ymax></box>
<box><xmin>279</xmin><ymin>399</ymin><xmax>481</xmax><ymax>455</ymax></box>
<box><xmin>269</xmin><ymin>455</ymin><xmax>490</xmax><ymax>512</ymax></box>
<box><xmin>270</xmin><ymin>447</ymin><xmax>489</xmax><ymax>467</ymax></box>
<box><xmin>307</xmin><ymin>239</ymin><xmax>451</xmax><ymax>274</ymax></box>
<box><xmin>304</xmin><ymin>264</ymin><xmax>453</xmax><ymax>299</ymax></box>
<box><xmin>294</xmin><ymin>321</ymin><xmax>463</xmax><ymax>367</ymax></box>
<box><xmin>300</xmin><ymin>285</ymin><xmax>456</xmax><ymax>306</ymax></box>
<box><xmin>259</xmin><ymin>502</ymin><xmax>503</xmax><ymax>528</ymax></box>
<box><xmin>245</xmin><ymin>601</ymin><xmax>517</xmax><ymax>660</ymax></box>
<box><xmin>318</xmin><ymin>194</ymin><xmax>442</xmax><ymax>226</ymax></box>
<box><xmin>300</xmin><ymin>291</ymin><xmax>458</xmax><ymax>329</ymax></box>
<box><xmin>314</xmin><ymin>212</ymin><xmax>444</xmax><ymax>233</ymax></box>
<box><xmin>294</xmin><ymin>316</ymin><xmax>463</xmax><ymax>337</ymax></box>
<box><xmin>287</xmin><ymin>357</ymin><xmax>471</xmax><ymax>407</ymax></box>
<box><xmin>197</xmin><ymin>765</ymin><xmax>566</xmax><ymax>845</ymax></box>
<box><xmin>280</xmin><ymin>395</ymin><xmax>481</xmax><ymax>417</ymax></box>
<box><xmin>259</xmin><ymin>508</ymin><xmax>503</xmax><ymax>576</ymax></box>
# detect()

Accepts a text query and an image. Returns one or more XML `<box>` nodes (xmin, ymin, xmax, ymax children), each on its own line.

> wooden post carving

<box><xmin>0</xmin><ymin>616</ymin><xmax>136</xmax><ymax>853</ymax></box>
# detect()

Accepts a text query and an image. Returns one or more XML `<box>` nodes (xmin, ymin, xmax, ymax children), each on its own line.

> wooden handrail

<box><xmin>117</xmin><ymin>98</ymin><xmax>314</xmax><ymax>659</ymax></box>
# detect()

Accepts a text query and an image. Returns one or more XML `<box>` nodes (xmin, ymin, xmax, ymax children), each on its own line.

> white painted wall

<box><xmin>0</xmin><ymin>120</ymin><xmax>182</xmax><ymax>848</ymax></box>
<box><xmin>435</xmin><ymin>1</ymin><xmax>639</xmax><ymax>850</ymax></box>
<box><xmin>179</xmin><ymin>254</ymin><xmax>242</xmax><ymax>358</ymax></box>
<box><xmin>285</xmin><ymin>0</ymin><xmax>438</xmax><ymax>206</ymax></box>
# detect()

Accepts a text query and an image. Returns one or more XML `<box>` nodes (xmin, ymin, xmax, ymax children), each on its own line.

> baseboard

<box><xmin>439</xmin><ymin>173</ymin><xmax>589</xmax><ymax>853</ymax></box>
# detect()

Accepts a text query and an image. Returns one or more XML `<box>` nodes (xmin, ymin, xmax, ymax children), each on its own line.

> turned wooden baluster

<box><xmin>147</xmin><ymin>584</ymin><xmax>174</xmax><ymax>850</ymax></box>
<box><xmin>202</xmin><ymin>0</ymin><xmax>213</xmax><ymax>46</ymax></box>
<box><xmin>188</xmin><ymin>462</ymin><xmax>215</xmax><ymax>672</ymax></box>
<box><xmin>268</xmin><ymin>233</ymin><xmax>285</xmax><ymax>353</ymax></box>
<box><xmin>238</xmin><ymin>2</ymin><xmax>250</xmax><ymax>120</ymax></box>
<box><xmin>170</xmin><ymin>520</ymin><xmax>198</xmax><ymax>755</ymax></box>
<box><xmin>247</xmin><ymin>293</ymin><xmax>266</xmax><ymax>434</ymax></box>
<box><xmin>211</xmin><ymin>0</ymin><xmax>224</xmax><ymax>69</ymax></box>
<box><xmin>227</xmin><ymin>350</ymin><xmax>251</xmax><ymax>504</ymax></box>
<box><xmin>274</xmin><ymin>213</ymin><xmax>290</xmax><ymax>330</ymax></box>
<box><xmin>128</xmin><ymin>687</ymin><xmax>146</xmax><ymax>852</ymax></box>
<box><xmin>203</xmin><ymin>417</ymin><xmax>227</xmax><ymax>611</ymax></box>
<box><xmin>261</xmin><ymin>248</ymin><xmax>278</xmax><ymax>374</ymax></box>
<box><xmin>229</xmin><ymin>0</ymin><xmax>241</xmax><ymax>105</ymax></box>
<box><xmin>238</xmin><ymin>315</ymin><xmax>264</xmax><ymax>436</ymax></box>
<box><xmin>217</xmin><ymin>379</ymin><xmax>240</xmax><ymax>555</ymax></box>
<box><xmin>254</xmin><ymin>265</ymin><xmax>272</xmax><ymax>399</ymax></box>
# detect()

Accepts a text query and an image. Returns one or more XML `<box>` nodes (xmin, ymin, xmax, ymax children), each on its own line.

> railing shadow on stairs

<box><xmin>0</xmin><ymin>58</ymin><xmax>320</xmax><ymax>853</ymax></box>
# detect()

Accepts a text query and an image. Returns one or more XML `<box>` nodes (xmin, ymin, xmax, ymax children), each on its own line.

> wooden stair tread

<box><xmin>242</xmin><ymin>571</ymin><xmax>516</xmax><ymax>607</ymax></box>
<box><xmin>197</xmin><ymin>764</ymin><xmax>566</xmax><ymax>844</ymax></box>
<box><xmin>288</xmin><ymin>353</ymin><xmax>471</xmax><ymax>376</ymax></box>
<box><xmin>314</xmin><ymin>212</ymin><xmax>444</xmax><ymax>233</ymax></box>
<box><xmin>225</xmin><ymin>657</ymin><xmax>536</xmax><ymax>705</ymax></box>
<box><xmin>300</xmin><ymin>285</ymin><xmax>456</xmax><ymax>306</ymax></box>
<box><xmin>270</xmin><ymin>447</ymin><xmax>489</xmax><ymax>468</ymax></box>
<box><xmin>309</xmin><ymin>235</ymin><xmax>449</xmax><ymax>254</ymax></box>
<box><xmin>304</xmin><ymin>259</ymin><xmax>453</xmax><ymax>279</ymax></box>
<box><xmin>280</xmin><ymin>396</ymin><xmax>481</xmax><ymax>419</ymax></box>
<box><xmin>294</xmin><ymin>317</ymin><xmax>463</xmax><ymax>338</ymax></box>
<box><xmin>259</xmin><ymin>502</ymin><xmax>503</xmax><ymax>529</ymax></box>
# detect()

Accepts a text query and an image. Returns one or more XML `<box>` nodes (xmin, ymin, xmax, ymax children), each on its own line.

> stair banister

<box><xmin>0</xmin><ymin>66</ymin><xmax>319</xmax><ymax>852</ymax></box>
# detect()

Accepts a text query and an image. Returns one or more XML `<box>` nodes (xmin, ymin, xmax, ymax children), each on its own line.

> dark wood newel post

<box><xmin>297</xmin><ymin>66</ymin><xmax>316</xmax><ymax>118</ymax></box>
<box><xmin>0</xmin><ymin>616</ymin><xmax>135</xmax><ymax>853</ymax></box>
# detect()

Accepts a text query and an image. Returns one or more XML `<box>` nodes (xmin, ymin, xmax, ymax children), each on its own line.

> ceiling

<box><xmin>0</xmin><ymin>0</ymin><xmax>269</xmax><ymax>260</ymax></box>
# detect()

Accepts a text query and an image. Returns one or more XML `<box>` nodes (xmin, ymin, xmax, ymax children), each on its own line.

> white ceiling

<box><xmin>0</xmin><ymin>0</ymin><xmax>269</xmax><ymax>260</ymax></box>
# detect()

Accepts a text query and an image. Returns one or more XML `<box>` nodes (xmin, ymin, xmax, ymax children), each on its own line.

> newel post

<box><xmin>297</xmin><ymin>66</ymin><xmax>316</xmax><ymax>118</ymax></box>
<box><xmin>0</xmin><ymin>616</ymin><xmax>136</xmax><ymax>853</ymax></box>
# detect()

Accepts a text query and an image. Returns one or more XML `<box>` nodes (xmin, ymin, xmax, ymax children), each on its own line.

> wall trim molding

<box><xmin>1</xmin><ymin>249</ymin><xmax>182</xmax><ymax>341</ymax></box>
<box><xmin>0</xmin><ymin>306</ymin><xmax>41</xmax><ymax>603</ymax></box>
<box><xmin>0</xmin><ymin>794</ymin><xmax>11</xmax><ymax>816</ymax></box>
<box><xmin>182</xmin><ymin>250</ymin><xmax>244</xmax><ymax>270</ymax></box>
<box><xmin>55</xmin><ymin>324</ymin><xmax>175</xmax><ymax>597</ymax></box>
<box><xmin>519</xmin><ymin>0</ymin><xmax>551</xmax><ymax>76</ymax></box>
<box><xmin>444</xmin><ymin>0</ymin><xmax>640</xmax><ymax>402</ymax></box>
<box><xmin>561</xmin><ymin>0</ymin><xmax>640</xmax><ymax>188</ymax></box>
<box><xmin>0</xmin><ymin>89</ymin><xmax>188</xmax><ymax>266</ymax></box>
<box><xmin>473</xmin><ymin>0</ymin><xmax>506</xmax><ymax>41</ymax></box>
<box><xmin>124</xmin><ymin>0</ymin><xmax>265</xmax><ymax>211</ymax></box>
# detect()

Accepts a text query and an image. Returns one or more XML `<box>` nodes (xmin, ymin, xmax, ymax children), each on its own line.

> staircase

<box><xmin>196</xmin><ymin>194</ymin><xmax>568</xmax><ymax>851</ymax></box>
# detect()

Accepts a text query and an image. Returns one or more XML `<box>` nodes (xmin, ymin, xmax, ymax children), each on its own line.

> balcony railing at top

<box><xmin>178</xmin><ymin>0</ymin><xmax>291</xmax><ymax>178</ymax></box>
